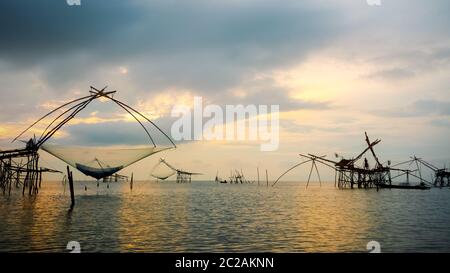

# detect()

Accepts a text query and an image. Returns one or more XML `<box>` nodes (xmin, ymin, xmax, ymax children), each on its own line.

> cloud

<box><xmin>0</xmin><ymin>0</ymin><xmax>143</xmax><ymax>66</ymax></box>
<box><xmin>413</xmin><ymin>100</ymin><xmax>450</xmax><ymax>116</ymax></box>
<box><xmin>361</xmin><ymin>45</ymin><xmax>450</xmax><ymax>83</ymax></box>
<box><xmin>0</xmin><ymin>0</ymin><xmax>344</xmax><ymax>92</ymax></box>
<box><xmin>56</xmin><ymin>119</ymin><xmax>177</xmax><ymax>147</ymax></box>
<box><xmin>280</xmin><ymin>120</ymin><xmax>315</xmax><ymax>134</ymax></box>
<box><xmin>221</xmin><ymin>88</ymin><xmax>330</xmax><ymax>113</ymax></box>
<box><xmin>365</xmin><ymin>68</ymin><xmax>415</xmax><ymax>81</ymax></box>
<box><xmin>1</xmin><ymin>0</ymin><xmax>450</xmax><ymax>170</ymax></box>
<box><xmin>371</xmin><ymin>99</ymin><xmax>450</xmax><ymax>118</ymax></box>
<box><xmin>431</xmin><ymin>119</ymin><xmax>450</xmax><ymax>128</ymax></box>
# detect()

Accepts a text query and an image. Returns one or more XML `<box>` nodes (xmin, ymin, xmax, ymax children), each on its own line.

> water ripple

<box><xmin>1</xmin><ymin>181</ymin><xmax>449</xmax><ymax>252</ymax></box>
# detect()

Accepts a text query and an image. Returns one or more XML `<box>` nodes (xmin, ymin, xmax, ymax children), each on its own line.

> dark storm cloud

<box><xmin>0</xmin><ymin>0</ymin><xmax>343</xmax><ymax>92</ymax></box>
<box><xmin>0</xmin><ymin>0</ymin><xmax>339</xmax><ymax>59</ymax></box>
<box><xmin>0</xmin><ymin>0</ymin><xmax>142</xmax><ymax>65</ymax></box>
<box><xmin>1</xmin><ymin>0</ymin><xmax>448</xmax><ymax>149</ymax></box>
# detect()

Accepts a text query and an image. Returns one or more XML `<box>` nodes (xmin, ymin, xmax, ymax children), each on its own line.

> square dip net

<box><xmin>13</xmin><ymin>86</ymin><xmax>176</xmax><ymax>180</ymax></box>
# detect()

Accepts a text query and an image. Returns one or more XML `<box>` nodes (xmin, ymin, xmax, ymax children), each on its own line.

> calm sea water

<box><xmin>1</xmin><ymin>181</ymin><xmax>449</xmax><ymax>253</ymax></box>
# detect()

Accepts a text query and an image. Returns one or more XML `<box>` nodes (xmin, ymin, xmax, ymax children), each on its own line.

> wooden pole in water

<box><xmin>266</xmin><ymin>169</ymin><xmax>268</xmax><ymax>187</ymax></box>
<box><xmin>67</xmin><ymin>165</ymin><xmax>75</xmax><ymax>211</ymax></box>
<box><xmin>257</xmin><ymin>167</ymin><xmax>260</xmax><ymax>186</ymax></box>
<box><xmin>39</xmin><ymin>168</ymin><xmax>42</xmax><ymax>188</ymax></box>
<box><xmin>130</xmin><ymin>172</ymin><xmax>134</xmax><ymax>190</ymax></box>
<box><xmin>23</xmin><ymin>155</ymin><xmax>29</xmax><ymax>195</ymax></box>
<box><xmin>28</xmin><ymin>155</ymin><xmax>34</xmax><ymax>196</ymax></box>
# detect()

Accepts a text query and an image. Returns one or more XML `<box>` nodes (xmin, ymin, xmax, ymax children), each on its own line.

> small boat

<box><xmin>379</xmin><ymin>182</ymin><xmax>431</xmax><ymax>190</ymax></box>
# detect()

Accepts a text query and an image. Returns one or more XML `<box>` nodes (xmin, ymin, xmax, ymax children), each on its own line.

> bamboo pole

<box><xmin>39</xmin><ymin>169</ymin><xmax>42</xmax><ymax>188</ymax></box>
<box><xmin>67</xmin><ymin>166</ymin><xmax>75</xmax><ymax>211</ymax></box>
<box><xmin>257</xmin><ymin>167</ymin><xmax>260</xmax><ymax>186</ymax></box>
<box><xmin>130</xmin><ymin>172</ymin><xmax>134</xmax><ymax>190</ymax></box>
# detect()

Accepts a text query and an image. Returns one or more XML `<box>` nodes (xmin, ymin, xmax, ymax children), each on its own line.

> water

<box><xmin>1</xmin><ymin>181</ymin><xmax>450</xmax><ymax>252</ymax></box>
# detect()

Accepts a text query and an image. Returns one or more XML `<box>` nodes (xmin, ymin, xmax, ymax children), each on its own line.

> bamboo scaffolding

<box><xmin>273</xmin><ymin>132</ymin><xmax>409</xmax><ymax>190</ymax></box>
<box><xmin>1</xmin><ymin>86</ymin><xmax>175</xmax><ymax>201</ymax></box>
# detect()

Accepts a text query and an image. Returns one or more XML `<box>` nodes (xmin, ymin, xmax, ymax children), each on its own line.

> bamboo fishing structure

<box><xmin>12</xmin><ymin>86</ymin><xmax>175</xmax><ymax>150</ymax></box>
<box><xmin>391</xmin><ymin>156</ymin><xmax>450</xmax><ymax>187</ymax></box>
<box><xmin>103</xmin><ymin>173</ymin><xmax>129</xmax><ymax>183</ymax></box>
<box><xmin>152</xmin><ymin>158</ymin><xmax>202</xmax><ymax>183</ymax></box>
<box><xmin>0</xmin><ymin>141</ymin><xmax>61</xmax><ymax>196</ymax></box>
<box><xmin>229</xmin><ymin>169</ymin><xmax>250</xmax><ymax>184</ymax></box>
<box><xmin>215</xmin><ymin>169</ymin><xmax>254</xmax><ymax>184</ymax></box>
<box><xmin>273</xmin><ymin>132</ymin><xmax>436</xmax><ymax>190</ymax></box>
<box><xmin>1</xmin><ymin>86</ymin><xmax>175</xmax><ymax>203</ymax></box>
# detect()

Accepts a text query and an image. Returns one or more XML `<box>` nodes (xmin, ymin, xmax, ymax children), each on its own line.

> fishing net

<box><xmin>14</xmin><ymin>88</ymin><xmax>177</xmax><ymax>180</ymax></box>
<box><xmin>151</xmin><ymin>159</ymin><xmax>176</xmax><ymax>180</ymax></box>
<box><xmin>42</xmin><ymin>144</ymin><xmax>171</xmax><ymax>180</ymax></box>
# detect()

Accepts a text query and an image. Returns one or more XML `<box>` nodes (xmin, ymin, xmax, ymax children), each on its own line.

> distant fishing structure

<box><xmin>103</xmin><ymin>173</ymin><xmax>129</xmax><ymax>183</ymax></box>
<box><xmin>1</xmin><ymin>86</ymin><xmax>176</xmax><ymax>206</ymax></box>
<box><xmin>390</xmin><ymin>156</ymin><xmax>450</xmax><ymax>188</ymax></box>
<box><xmin>228</xmin><ymin>169</ymin><xmax>249</xmax><ymax>184</ymax></box>
<box><xmin>273</xmin><ymin>132</ymin><xmax>443</xmax><ymax>190</ymax></box>
<box><xmin>215</xmin><ymin>171</ymin><xmax>227</xmax><ymax>184</ymax></box>
<box><xmin>151</xmin><ymin>158</ymin><xmax>202</xmax><ymax>183</ymax></box>
<box><xmin>214</xmin><ymin>169</ymin><xmax>256</xmax><ymax>184</ymax></box>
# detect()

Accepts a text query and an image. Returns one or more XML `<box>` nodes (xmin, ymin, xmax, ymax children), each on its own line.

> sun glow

<box><xmin>272</xmin><ymin>55</ymin><xmax>376</xmax><ymax>102</ymax></box>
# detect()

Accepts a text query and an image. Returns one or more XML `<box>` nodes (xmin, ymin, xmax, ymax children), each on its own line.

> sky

<box><xmin>0</xmin><ymin>0</ymin><xmax>449</xmax><ymax>182</ymax></box>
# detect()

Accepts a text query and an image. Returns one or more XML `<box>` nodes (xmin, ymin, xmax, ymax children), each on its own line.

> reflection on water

<box><xmin>1</xmin><ymin>181</ymin><xmax>449</xmax><ymax>252</ymax></box>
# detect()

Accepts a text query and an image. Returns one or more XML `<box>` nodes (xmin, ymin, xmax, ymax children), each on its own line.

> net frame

<box><xmin>13</xmin><ymin>86</ymin><xmax>176</xmax><ymax>179</ymax></box>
